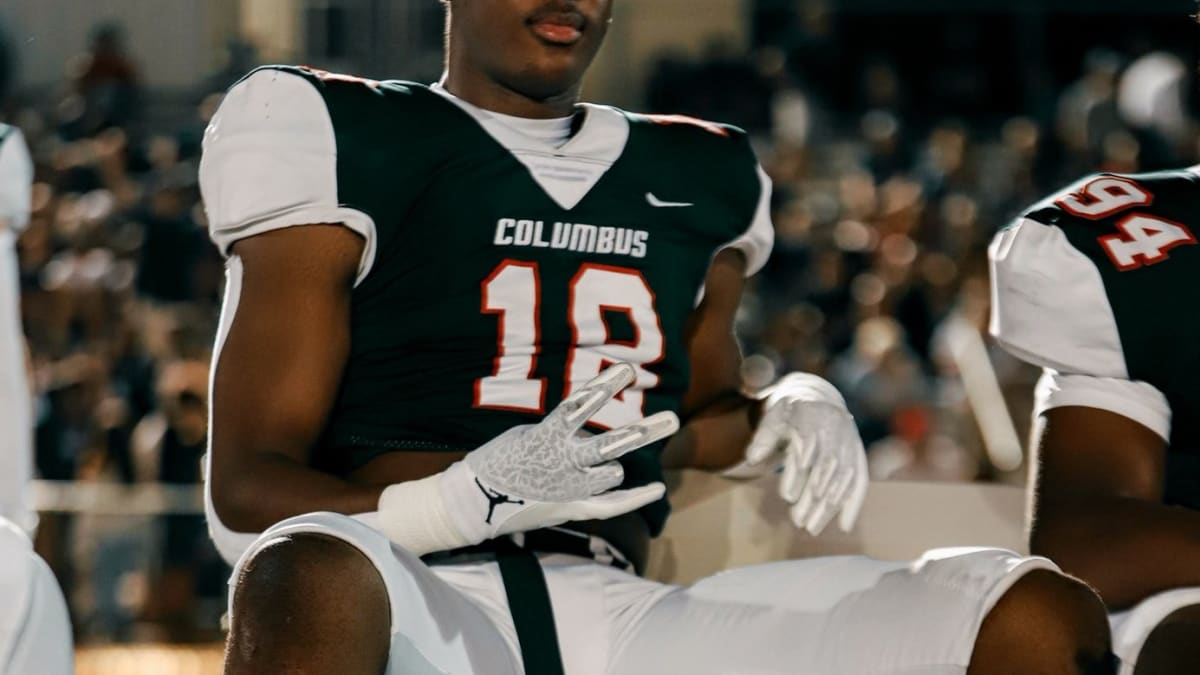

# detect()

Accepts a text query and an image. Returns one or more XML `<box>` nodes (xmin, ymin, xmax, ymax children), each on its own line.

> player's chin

<box><xmin>510</xmin><ymin>58</ymin><xmax>590</xmax><ymax>100</ymax></box>
<box><xmin>512</xmin><ymin>35</ymin><xmax>602</xmax><ymax>96</ymax></box>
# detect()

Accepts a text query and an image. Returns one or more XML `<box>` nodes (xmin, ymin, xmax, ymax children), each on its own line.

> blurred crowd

<box><xmin>3</xmin><ymin>13</ymin><xmax>1197</xmax><ymax>645</ymax></box>
<box><xmin>650</xmin><ymin>13</ymin><xmax>1199</xmax><ymax>486</ymax></box>
<box><xmin>8</xmin><ymin>24</ymin><xmax>227</xmax><ymax>644</ymax></box>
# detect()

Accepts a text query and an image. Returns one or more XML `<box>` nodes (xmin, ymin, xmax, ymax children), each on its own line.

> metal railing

<box><xmin>32</xmin><ymin>480</ymin><xmax>205</xmax><ymax>516</ymax></box>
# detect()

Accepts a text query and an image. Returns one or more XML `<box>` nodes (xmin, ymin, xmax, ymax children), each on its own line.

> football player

<box><xmin>202</xmin><ymin>1</ymin><xmax>1113</xmax><ymax>673</ymax></box>
<box><xmin>0</xmin><ymin>126</ymin><xmax>74</xmax><ymax>674</ymax></box>
<box><xmin>991</xmin><ymin>167</ymin><xmax>1200</xmax><ymax>674</ymax></box>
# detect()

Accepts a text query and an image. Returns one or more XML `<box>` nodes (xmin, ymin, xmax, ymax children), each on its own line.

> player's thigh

<box><xmin>1132</xmin><ymin>604</ymin><xmax>1200</xmax><ymax>675</ymax></box>
<box><xmin>610</xmin><ymin>548</ymin><xmax>1055</xmax><ymax>675</ymax></box>
<box><xmin>231</xmin><ymin>512</ymin><xmax>520</xmax><ymax>675</ymax></box>
<box><xmin>1108</xmin><ymin>587</ymin><xmax>1200</xmax><ymax>675</ymax></box>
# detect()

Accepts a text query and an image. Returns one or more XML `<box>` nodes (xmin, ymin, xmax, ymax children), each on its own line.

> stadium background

<box><xmin>0</xmin><ymin>0</ymin><xmax>1197</xmax><ymax>671</ymax></box>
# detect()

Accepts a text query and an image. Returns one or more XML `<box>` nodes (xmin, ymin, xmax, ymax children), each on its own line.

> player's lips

<box><xmin>527</xmin><ymin>11</ymin><xmax>585</xmax><ymax>46</ymax></box>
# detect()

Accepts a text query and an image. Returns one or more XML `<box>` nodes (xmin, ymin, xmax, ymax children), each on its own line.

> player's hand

<box><xmin>731</xmin><ymin>373</ymin><xmax>868</xmax><ymax>536</ymax></box>
<box><xmin>437</xmin><ymin>363</ymin><xmax>679</xmax><ymax>546</ymax></box>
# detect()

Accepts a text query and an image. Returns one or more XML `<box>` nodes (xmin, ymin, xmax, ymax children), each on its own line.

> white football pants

<box><xmin>229</xmin><ymin>512</ymin><xmax>1057</xmax><ymax>675</ymax></box>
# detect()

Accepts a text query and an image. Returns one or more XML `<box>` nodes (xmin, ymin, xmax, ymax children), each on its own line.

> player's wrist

<box><xmin>374</xmin><ymin>465</ymin><xmax>475</xmax><ymax>555</ymax></box>
<box><xmin>436</xmin><ymin>459</ymin><xmax>502</xmax><ymax>544</ymax></box>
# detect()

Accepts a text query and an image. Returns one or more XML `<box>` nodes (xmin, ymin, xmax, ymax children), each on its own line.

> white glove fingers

<box><xmin>804</xmin><ymin>468</ymin><xmax>853</xmax><ymax>535</ymax></box>
<box><xmin>584</xmin><ymin>411</ymin><xmax>680</xmax><ymax>463</ymax></box>
<box><xmin>584</xmin><ymin>461</ymin><xmax>625</xmax><ymax>494</ymax></box>
<box><xmin>779</xmin><ymin>445</ymin><xmax>805</xmax><ymax>502</ymax></box>
<box><xmin>837</xmin><ymin>465</ymin><xmax>870</xmax><ymax>532</ymax></box>
<box><xmin>823</xmin><ymin>468</ymin><xmax>854</xmax><ymax>510</ymax></box>
<box><xmin>566</xmin><ymin>389</ymin><xmax>610</xmax><ymax>427</ymax></box>
<box><xmin>797</xmin><ymin>454</ymin><xmax>841</xmax><ymax>535</ymax></box>
<box><xmin>810</xmin><ymin>455</ymin><xmax>838</xmax><ymax>498</ymax></box>
<box><xmin>788</xmin><ymin>485</ymin><xmax>816</xmax><ymax>530</ymax></box>
<box><xmin>619</xmin><ymin>411</ymin><xmax>681</xmax><ymax>455</ymax></box>
<box><xmin>744</xmin><ymin>434</ymin><xmax>783</xmax><ymax>469</ymax></box>
<box><xmin>583</xmin><ymin>427</ymin><xmax>642</xmax><ymax>465</ymax></box>
<box><xmin>803</xmin><ymin>497</ymin><xmax>837</xmax><ymax>536</ymax></box>
<box><xmin>576</xmin><ymin>482</ymin><xmax>666</xmax><ymax>520</ymax></box>
<box><xmin>591</xmin><ymin>411</ymin><xmax>681</xmax><ymax>462</ymax></box>
<box><xmin>748</xmin><ymin>372</ymin><xmax>868</xmax><ymax>537</ymax></box>
<box><xmin>791</xmin><ymin>427</ymin><xmax>817</xmax><ymax>471</ymax></box>
<box><xmin>745</xmin><ymin>405</ymin><xmax>788</xmax><ymax>465</ymax></box>
<box><xmin>562</xmin><ymin>363</ymin><xmax>636</xmax><ymax>427</ymax></box>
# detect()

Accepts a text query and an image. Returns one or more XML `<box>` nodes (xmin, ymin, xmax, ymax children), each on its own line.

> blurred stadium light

<box><xmin>940</xmin><ymin>314</ymin><xmax>1024</xmax><ymax>472</ymax></box>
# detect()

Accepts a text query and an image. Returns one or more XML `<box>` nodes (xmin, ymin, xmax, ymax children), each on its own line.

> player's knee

<box><xmin>971</xmin><ymin>570</ymin><xmax>1115</xmax><ymax>675</ymax></box>
<box><xmin>228</xmin><ymin>533</ymin><xmax>390</xmax><ymax>671</ymax></box>
<box><xmin>1133</xmin><ymin>603</ymin><xmax>1200</xmax><ymax>675</ymax></box>
<box><xmin>233</xmin><ymin>533</ymin><xmax>389</xmax><ymax>629</ymax></box>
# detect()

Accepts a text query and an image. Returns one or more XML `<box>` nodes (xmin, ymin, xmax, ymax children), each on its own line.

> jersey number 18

<box><xmin>473</xmin><ymin>259</ymin><xmax>664</xmax><ymax>429</ymax></box>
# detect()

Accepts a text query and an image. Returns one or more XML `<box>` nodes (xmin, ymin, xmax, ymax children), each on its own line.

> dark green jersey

<box><xmin>990</xmin><ymin>168</ymin><xmax>1200</xmax><ymax>508</ymax></box>
<box><xmin>201</xmin><ymin>66</ymin><xmax>774</xmax><ymax>535</ymax></box>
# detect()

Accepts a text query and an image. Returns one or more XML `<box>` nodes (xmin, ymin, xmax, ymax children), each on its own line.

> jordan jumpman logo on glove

<box><xmin>476</xmin><ymin>478</ymin><xmax>526</xmax><ymax>525</ymax></box>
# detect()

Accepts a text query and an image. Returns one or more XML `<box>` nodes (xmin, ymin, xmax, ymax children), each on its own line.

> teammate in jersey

<box><xmin>990</xmin><ymin>167</ymin><xmax>1200</xmax><ymax>674</ymax></box>
<box><xmin>0</xmin><ymin>126</ymin><xmax>74</xmax><ymax>675</ymax></box>
<box><xmin>202</xmin><ymin>2</ymin><xmax>1113</xmax><ymax>673</ymax></box>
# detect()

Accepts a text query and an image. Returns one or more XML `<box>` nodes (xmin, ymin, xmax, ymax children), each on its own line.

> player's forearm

<box><xmin>1033</xmin><ymin>495</ymin><xmax>1200</xmax><ymax>610</ymax></box>
<box><xmin>661</xmin><ymin>393</ymin><xmax>759</xmax><ymax>471</ymax></box>
<box><xmin>211</xmin><ymin>451</ymin><xmax>385</xmax><ymax>533</ymax></box>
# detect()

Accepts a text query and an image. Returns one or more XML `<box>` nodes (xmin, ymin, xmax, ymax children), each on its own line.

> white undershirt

<box><xmin>489</xmin><ymin>110</ymin><xmax>574</xmax><ymax>148</ymax></box>
<box><xmin>432</xmin><ymin>83</ymin><xmax>575</xmax><ymax>148</ymax></box>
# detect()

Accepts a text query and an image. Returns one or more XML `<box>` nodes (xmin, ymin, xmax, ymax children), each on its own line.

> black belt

<box><xmin>421</xmin><ymin>528</ymin><xmax>633</xmax><ymax>675</ymax></box>
<box><xmin>421</xmin><ymin>527</ymin><xmax>634</xmax><ymax>572</ymax></box>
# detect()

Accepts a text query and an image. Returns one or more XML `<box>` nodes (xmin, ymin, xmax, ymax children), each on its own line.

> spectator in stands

<box><xmin>69</xmin><ymin>23</ymin><xmax>141</xmax><ymax>137</ymax></box>
<box><xmin>868</xmin><ymin>405</ymin><xmax>976</xmax><ymax>482</ymax></box>
<box><xmin>131</xmin><ymin>358</ymin><xmax>212</xmax><ymax>640</ymax></box>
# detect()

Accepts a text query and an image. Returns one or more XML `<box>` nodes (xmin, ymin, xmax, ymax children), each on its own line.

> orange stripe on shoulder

<box><xmin>643</xmin><ymin>114</ymin><xmax>730</xmax><ymax>138</ymax></box>
<box><xmin>299</xmin><ymin>66</ymin><xmax>381</xmax><ymax>89</ymax></box>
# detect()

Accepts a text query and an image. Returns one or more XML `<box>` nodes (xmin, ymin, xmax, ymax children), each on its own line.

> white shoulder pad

<box><xmin>988</xmin><ymin>217</ymin><xmax>1127</xmax><ymax>378</ymax></box>
<box><xmin>199</xmin><ymin>69</ymin><xmax>377</xmax><ymax>284</ymax></box>
<box><xmin>721</xmin><ymin>164</ymin><xmax>775</xmax><ymax>277</ymax></box>
<box><xmin>0</xmin><ymin>128</ymin><xmax>32</xmax><ymax>235</ymax></box>
<box><xmin>1035</xmin><ymin>370</ymin><xmax>1170</xmax><ymax>440</ymax></box>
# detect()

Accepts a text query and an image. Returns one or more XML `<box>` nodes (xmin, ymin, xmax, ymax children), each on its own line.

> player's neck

<box><xmin>441</xmin><ymin>69</ymin><xmax>579</xmax><ymax>120</ymax></box>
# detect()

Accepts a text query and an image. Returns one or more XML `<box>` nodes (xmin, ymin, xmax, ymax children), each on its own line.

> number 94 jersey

<box><xmin>200</xmin><ymin>67</ymin><xmax>774</xmax><ymax>535</ymax></box>
<box><xmin>989</xmin><ymin>167</ymin><xmax>1200</xmax><ymax>507</ymax></box>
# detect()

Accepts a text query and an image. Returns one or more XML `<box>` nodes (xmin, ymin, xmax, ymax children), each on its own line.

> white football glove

<box><xmin>725</xmin><ymin>373</ymin><xmax>868</xmax><ymax>536</ymax></box>
<box><xmin>375</xmin><ymin>363</ymin><xmax>679</xmax><ymax>555</ymax></box>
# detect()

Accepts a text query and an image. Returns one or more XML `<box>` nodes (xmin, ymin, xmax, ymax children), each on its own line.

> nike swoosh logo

<box><xmin>646</xmin><ymin>192</ymin><xmax>694</xmax><ymax>208</ymax></box>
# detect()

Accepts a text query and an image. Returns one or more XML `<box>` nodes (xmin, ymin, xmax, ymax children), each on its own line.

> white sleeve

<box><xmin>988</xmin><ymin>217</ymin><xmax>1128</xmax><ymax>378</ymax></box>
<box><xmin>0</xmin><ymin>128</ymin><xmax>33</xmax><ymax>234</ymax></box>
<box><xmin>721</xmin><ymin>164</ymin><xmax>774</xmax><ymax>277</ymax></box>
<box><xmin>0</xmin><ymin>128</ymin><xmax>33</xmax><ymax>530</ymax></box>
<box><xmin>199</xmin><ymin>69</ymin><xmax>377</xmax><ymax>284</ymax></box>
<box><xmin>1035</xmin><ymin>370</ymin><xmax>1171</xmax><ymax>441</ymax></box>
